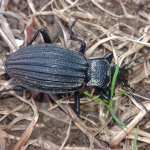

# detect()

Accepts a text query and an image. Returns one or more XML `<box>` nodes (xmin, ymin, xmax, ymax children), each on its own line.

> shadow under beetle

<box><xmin>1</xmin><ymin>19</ymin><xmax>149</xmax><ymax>114</ymax></box>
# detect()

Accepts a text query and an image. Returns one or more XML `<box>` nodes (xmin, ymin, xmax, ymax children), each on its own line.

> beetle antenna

<box><xmin>120</xmin><ymin>51</ymin><xmax>150</xmax><ymax>70</ymax></box>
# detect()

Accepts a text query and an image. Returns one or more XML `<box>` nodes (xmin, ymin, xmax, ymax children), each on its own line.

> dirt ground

<box><xmin>0</xmin><ymin>0</ymin><xmax>150</xmax><ymax>150</ymax></box>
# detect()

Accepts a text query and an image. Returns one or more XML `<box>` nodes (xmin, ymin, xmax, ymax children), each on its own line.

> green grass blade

<box><xmin>80</xmin><ymin>91</ymin><xmax>109</xmax><ymax>107</ymax></box>
<box><xmin>116</xmin><ymin>91</ymin><xmax>126</xmax><ymax>96</ymax></box>
<box><xmin>133</xmin><ymin>126</ymin><xmax>139</xmax><ymax>150</ymax></box>
<box><xmin>109</xmin><ymin>63</ymin><xmax>119</xmax><ymax>107</ymax></box>
<box><xmin>110</xmin><ymin>108</ymin><xmax>127</xmax><ymax>128</ymax></box>
<box><xmin>109</xmin><ymin>63</ymin><xmax>127</xmax><ymax>128</ymax></box>
<box><xmin>116</xmin><ymin>84</ymin><xmax>132</xmax><ymax>97</ymax></box>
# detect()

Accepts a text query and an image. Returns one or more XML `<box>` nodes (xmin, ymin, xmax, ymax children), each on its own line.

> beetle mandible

<box><xmin>0</xmin><ymin>19</ymin><xmax>149</xmax><ymax>114</ymax></box>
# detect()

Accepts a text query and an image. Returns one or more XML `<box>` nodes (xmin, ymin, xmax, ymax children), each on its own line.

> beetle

<box><xmin>0</xmin><ymin>19</ymin><xmax>149</xmax><ymax>114</ymax></box>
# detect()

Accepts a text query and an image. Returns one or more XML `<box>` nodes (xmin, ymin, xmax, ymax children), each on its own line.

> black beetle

<box><xmin>0</xmin><ymin>19</ymin><xmax>149</xmax><ymax>114</ymax></box>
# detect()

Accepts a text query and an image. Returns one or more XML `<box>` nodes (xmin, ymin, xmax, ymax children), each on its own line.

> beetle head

<box><xmin>113</xmin><ymin>50</ymin><xmax>150</xmax><ymax>84</ymax></box>
<box><xmin>111</xmin><ymin>65</ymin><xmax>128</xmax><ymax>84</ymax></box>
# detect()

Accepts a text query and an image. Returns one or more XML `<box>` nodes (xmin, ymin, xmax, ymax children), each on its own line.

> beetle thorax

<box><xmin>87</xmin><ymin>58</ymin><xmax>111</xmax><ymax>88</ymax></box>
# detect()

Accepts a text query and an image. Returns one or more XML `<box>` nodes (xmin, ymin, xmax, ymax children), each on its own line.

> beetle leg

<box><xmin>27</xmin><ymin>29</ymin><xmax>52</xmax><ymax>45</ymax></box>
<box><xmin>104</xmin><ymin>52</ymin><xmax>113</xmax><ymax>63</ymax></box>
<box><xmin>99</xmin><ymin>90</ymin><xmax>110</xmax><ymax>100</ymax></box>
<box><xmin>74</xmin><ymin>91</ymin><xmax>80</xmax><ymax>115</ymax></box>
<box><xmin>125</xmin><ymin>83</ymin><xmax>135</xmax><ymax>91</ymax></box>
<box><xmin>69</xmin><ymin>19</ymin><xmax>86</xmax><ymax>54</ymax></box>
<box><xmin>97</xmin><ymin>87</ymin><xmax>111</xmax><ymax>100</ymax></box>
<box><xmin>121</xmin><ymin>81</ymin><xmax>148</xmax><ymax>111</ymax></box>
<box><xmin>121</xmin><ymin>81</ymin><xmax>137</xmax><ymax>98</ymax></box>
<box><xmin>0</xmin><ymin>86</ymin><xmax>25</xmax><ymax>94</ymax></box>
<box><xmin>121</xmin><ymin>81</ymin><xmax>138</xmax><ymax>101</ymax></box>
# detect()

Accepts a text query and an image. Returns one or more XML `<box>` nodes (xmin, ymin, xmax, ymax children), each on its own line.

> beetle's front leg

<box><xmin>28</xmin><ymin>29</ymin><xmax>52</xmax><ymax>45</ymax></box>
<box><xmin>74</xmin><ymin>91</ymin><xmax>80</xmax><ymax>115</ymax></box>
<box><xmin>96</xmin><ymin>87</ymin><xmax>111</xmax><ymax>101</ymax></box>
<box><xmin>69</xmin><ymin>19</ymin><xmax>86</xmax><ymax>54</ymax></box>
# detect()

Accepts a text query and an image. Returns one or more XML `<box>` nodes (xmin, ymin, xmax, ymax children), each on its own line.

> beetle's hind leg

<box><xmin>74</xmin><ymin>91</ymin><xmax>80</xmax><ymax>115</ymax></box>
<box><xmin>69</xmin><ymin>19</ymin><xmax>86</xmax><ymax>54</ymax></box>
<box><xmin>28</xmin><ymin>29</ymin><xmax>52</xmax><ymax>45</ymax></box>
<box><xmin>0</xmin><ymin>86</ymin><xmax>25</xmax><ymax>94</ymax></box>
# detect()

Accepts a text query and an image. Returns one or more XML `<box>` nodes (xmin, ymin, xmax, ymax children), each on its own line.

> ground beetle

<box><xmin>0</xmin><ymin>19</ymin><xmax>149</xmax><ymax>114</ymax></box>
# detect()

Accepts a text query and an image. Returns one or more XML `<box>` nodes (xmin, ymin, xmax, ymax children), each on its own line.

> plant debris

<box><xmin>0</xmin><ymin>0</ymin><xmax>150</xmax><ymax>149</ymax></box>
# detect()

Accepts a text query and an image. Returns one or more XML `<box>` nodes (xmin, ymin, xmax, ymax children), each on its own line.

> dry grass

<box><xmin>0</xmin><ymin>0</ymin><xmax>150</xmax><ymax>149</ymax></box>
